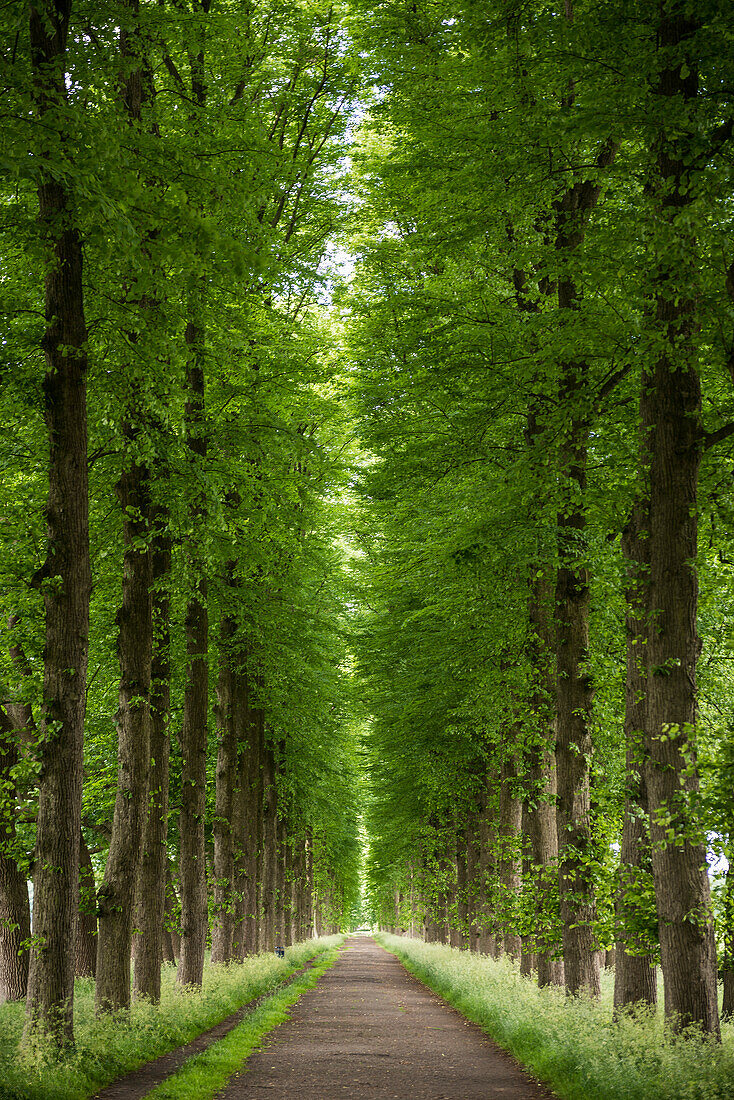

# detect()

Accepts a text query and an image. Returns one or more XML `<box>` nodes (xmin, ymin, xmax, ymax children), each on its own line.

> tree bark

<box><xmin>133</xmin><ymin>513</ymin><xmax>171</xmax><ymax>1001</ymax></box>
<box><xmin>552</xmin><ymin>142</ymin><xmax>616</xmax><ymax>997</ymax></box>
<box><xmin>95</xmin><ymin>431</ymin><xmax>153</xmax><ymax>1013</ymax></box>
<box><xmin>252</xmin><ymin>707</ymin><xmax>267</xmax><ymax>952</ymax></box>
<box><xmin>292</xmin><ymin>836</ymin><xmax>306</xmax><ymax>943</ymax></box>
<box><xmin>519</xmin><ymin>804</ymin><xmax>535</xmax><ymax>976</ymax></box>
<box><xmin>476</xmin><ymin>783</ymin><xmax>498</xmax><ymax>956</ymax></box>
<box><xmin>305</xmin><ymin>829</ymin><xmax>314</xmax><ymax>939</ymax></box>
<box><xmin>276</xmin><ymin>812</ymin><xmax>288</xmax><ymax>947</ymax></box>
<box><xmin>163</xmin><ymin>867</ymin><xmax>181</xmax><ymax>964</ymax></box>
<box><xmin>526</xmin><ymin>571</ymin><xmax>563</xmax><ymax>987</ymax></box>
<box><xmin>211</xmin><ymin>615</ymin><xmax>238</xmax><ymax>964</ymax></box>
<box><xmin>614</xmin><ymin>508</ymin><xmax>657</xmax><ymax>1009</ymax></box>
<box><xmin>497</xmin><ymin>747</ymin><xmax>522</xmax><ymax>960</ymax></box>
<box><xmin>639</xmin><ymin>4</ymin><xmax>719</xmax><ymax>1037</ymax></box>
<box><xmin>555</xmin><ymin>512</ymin><xmax>599</xmax><ymax>996</ymax></box>
<box><xmin>230</xmin><ymin>671</ymin><xmax>249</xmax><ymax>960</ymax></box>
<box><xmin>465</xmin><ymin>813</ymin><xmax>481</xmax><ymax>952</ymax></box>
<box><xmin>233</xmin><ymin>687</ymin><xmax>261</xmax><ymax>958</ymax></box>
<box><xmin>24</xmin><ymin>0</ymin><xmax>91</xmax><ymax>1048</ymax></box>
<box><xmin>177</xmin><ymin>321</ymin><xmax>209</xmax><ymax>987</ymax></box>
<box><xmin>721</xmin><ymin>860</ymin><xmax>734</xmax><ymax>1019</ymax></box>
<box><xmin>261</xmin><ymin>743</ymin><xmax>278</xmax><ymax>952</ymax></box>
<box><xmin>177</xmin><ymin>0</ymin><xmax>211</xmax><ymax>983</ymax></box>
<box><xmin>455</xmin><ymin>826</ymin><xmax>469</xmax><ymax>949</ymax></box>
<box><xmin>75</xmin><ymin>831</ymin><xmax>96</xmax><ymax>980</ymax></box>
<box><xmin>0</xmin><ymin>715</ymin><xmax>30</xmax><ymax>1002</ymax></box>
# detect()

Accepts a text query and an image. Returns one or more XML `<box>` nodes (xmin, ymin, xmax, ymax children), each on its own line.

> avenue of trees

<box><xmin>2</xmin><ymin>0</ymin><xmax>734</xmax><ymax>1070</ymax></box>
<box><xmin>350</xmin><ymin>0</ymin><xmax>734</xmax><ymax>1041</ymax></box>
<box><xmin>0</xmin><ymin>0</ymin><xmax>361</xmax><ymax>1048</ymax></box>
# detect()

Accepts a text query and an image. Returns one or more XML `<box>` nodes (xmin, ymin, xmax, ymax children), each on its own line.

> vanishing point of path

<box><xmin>216</xmin><ymin>937</ymin><xmax>557</xmax><ymax>1100</ymax></box>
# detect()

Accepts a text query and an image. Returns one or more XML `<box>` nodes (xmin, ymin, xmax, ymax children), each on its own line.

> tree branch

<box><xmin>702</xmin><ymin>422</ymin><xmax>734</xmax><ymax>452</ymax></box>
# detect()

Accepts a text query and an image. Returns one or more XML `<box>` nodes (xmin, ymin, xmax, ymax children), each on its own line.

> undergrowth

<box><xmin>0</xmin><ymin>935</ymin><xmax>343</xmax><ymax>1100</ymax></box>
<box><xmin>378</xmin><ymin>933</ymin><xmax>734</xmax><ymax>1100</ymax></box>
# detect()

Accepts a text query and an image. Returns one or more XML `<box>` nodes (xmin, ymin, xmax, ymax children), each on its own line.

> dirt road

<box><xmin>216</xmin><ymin>937</ymin><xmax>556</xmax><ymax>1099</ymax></box>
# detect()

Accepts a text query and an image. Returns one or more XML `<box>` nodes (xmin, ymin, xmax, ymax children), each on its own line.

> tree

<box><xmin>23</xmin><ymin>0</ymin><xmax>92</xmax><ymax>1047</ymax></box>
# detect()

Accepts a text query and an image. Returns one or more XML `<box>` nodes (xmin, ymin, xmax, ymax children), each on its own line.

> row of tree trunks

<box><xmin>210</xmin><ymin>648</ymin><xmax>317</xmax><ymax>963</ymax></box>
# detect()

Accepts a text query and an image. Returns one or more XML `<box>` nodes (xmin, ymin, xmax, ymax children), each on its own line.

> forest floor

<box><xmin>104</xmin><ymin>936</ymin><xmax>558</xmax><ymax>1099</ymax></box>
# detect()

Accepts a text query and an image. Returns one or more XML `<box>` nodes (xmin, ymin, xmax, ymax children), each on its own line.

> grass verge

<box><xmin>142</xmin><ymin>945</ymin><xmax>341</xmax><ymax>1100</ymax></box>
<box><xmin>377</xmin><ymin>933</ymin><xmax>734</xmax><ymax>1100</ymax></box>
<box><xmin>0</xmin><ymin>936</ymin><xmax>343</xmax><ymax>1100</ymax></box>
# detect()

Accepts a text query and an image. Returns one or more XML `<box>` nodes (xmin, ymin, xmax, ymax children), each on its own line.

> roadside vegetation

<box><xmin>0</xmin><ymin>937</ymin><xmax>342</xmax><ymax>1100</ymax></box>
<box><xmin>142</xmin><ymin>945</ymin><xmax>342</xmax><ymax>1100</ymax></box>
<box><xmin>379</xmin><ymin>935</ymin><xmax>734</xmax><ymax>1100</ymax></box>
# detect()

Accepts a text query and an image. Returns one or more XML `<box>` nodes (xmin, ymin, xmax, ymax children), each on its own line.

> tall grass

<box><xmin>0</xmin><ymin>936</ymin><xmax>343</xmax><ymax>1100</ymax></box>
<box><xmin>142</xmin><ymin>946</ymin><xmax>342</xmax><ymax>1100</ymax></box>
<box><xmin>378</xmin><ymin>933</ymin><xmax>734</xmax><ymax>1100</ymax></box>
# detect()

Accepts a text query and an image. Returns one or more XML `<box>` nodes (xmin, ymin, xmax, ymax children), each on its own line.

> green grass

<box><xmin>377</xmin><ymin>933</ymin><xmax>734</xmax><ymax>1100</ymax></box>
<box><xmin>0</xmin><ymin>936</ymin><xmax>343</xmax><ymax>1100</ymax></box>
<box><xmin>142</xmin><ymin>946</ymin><xmax>341</xmax><ymax>1100</ymax></box>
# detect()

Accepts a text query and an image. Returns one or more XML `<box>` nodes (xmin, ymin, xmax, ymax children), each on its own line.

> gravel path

<box><xmin>215</xmin><ymin>936</ymin><xmax>557</xmax><ymax>1099</ymax></box>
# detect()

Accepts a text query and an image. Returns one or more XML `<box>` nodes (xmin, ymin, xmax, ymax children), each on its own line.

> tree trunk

<box><xmin>497</xmin><ymin>748</ymin><xmax>522</xmax><ymax>960</ymax></box>
<box><xmin>0</xmin><ymin>715</ymin><xmax>30</xmax><ymax>1003</ymax></box>
<box><xmin>455</xmin><ymin>826</ymin><xmax>469</xmax><ymax>949</ymax></box>
<box><xmin>0</xmin><ymin>851</ymin><xmax>30</xmax><ymax>1005</ymax></box>
<box><xmin>305</xmin><ymin>829</ymin><xmax>314</xmax><ymax>939</ymax></box>
<box><xmin>276</xmin><ymin>813</ymin><xmax>288</xmax><ymax>947</ymax></box>
<box><xmin>526</xmin><ymin>569</ymin><xmax>564</xmax><ymax>987</ymax></box>
<box><xmin>614</xmin><ymin>508</ymin><xmax>657</xmax><ymax>1009</ymax></box>
<box><xmin>234</xmin><ymin>688</ymin><xmax>261</xmax><ymax>958</ymax></box>
<box><xmin>177</xmin><ymin>320</ymin><xmax>209</xmax><ymax>988</ymax></box>
<box><xmin>551</xmin><ymin>39</ymin><xmax>617</xmax><ymax>995</ymax></box>
<box><xmin>293</xmin><ymin>836</ymin><xmax>306</xmax><ymax>943</ymax></box>
<box><xmin>133</xmin><ymin>514</ymin><xmax>171</xmax><ymax>1001</ymax></box>
<box><xmin>519</xmin><ymin>805</ymin><xmax>535</xmax><ymax>976</ymax></box>
<box><xmin>211</xmin><ymin>615</ymin><xmax>238</xmax><ymax>964</ymax></box>
<box><xmin>476</xmin><ymin>783</ymin><xmax>498</xmax><ymax>956</ymax></box>
<box><xmin>252</xmin><ymin>708</ymin><xmax>267</xmax><ymax>952</ymax></box>
<box><xmin>465</xmin><ymin>815</ymin><xmax>480</xmax><ymax>952</ymax></box>
<box><xmin>96</xmin><ymin>433</ymin><xmax>153</xmax><ymax>1013</ymax></box>
<box><xmin>24</xmin><ymin>0</ymin><xmax>92</xmax><ymax>1048</ymax></box>
<box><xmin>75</xmin><ymin>831</ymin><xmax>96</xmax><ymax>980</ymax></box>
<box><xmin>555</xmin><ymin>510</ymin><xmax>599</xmax><ymax>996</ymax></box>
<box><xmin>446</xmin><ymin>836</ymin><xmax>461</xmax><ymax>948</ymax></box>
<box><xmin>164</xmin><ymin>868</ymin><xmax>181</xmax><ymax>964</ymax></box>
<box><xmin>177</xmin><ymin>6</ymin><xmax>211</xmax><ymax>980</ymax></box>
<box><xmin>230</xmin><ymin>671</ymin><xmax>249</xmax><ymax>960</ymax></box>
<box><xmin>638</xmin><ymin>3</ymin><xmax>719</xmax><ymax>1038</ymax></box>
<box><xmin>285</xmin><ymin>833</ymin><xmax>296</xmax><ymax>946</ymax></box>
<box><xmin>721</xmin><ymin>860</ymin><xmax>734</xmax><ymax>1019</ymax></box>
<box><xmin>261</xmin><ymin>744</ymin><xmax>278</xmax><ymax>952</ymax></box>
<box><xmin>553</xmin><ymin>199</ymin><xmax>602</xmax><ymax>996</ymax></box>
